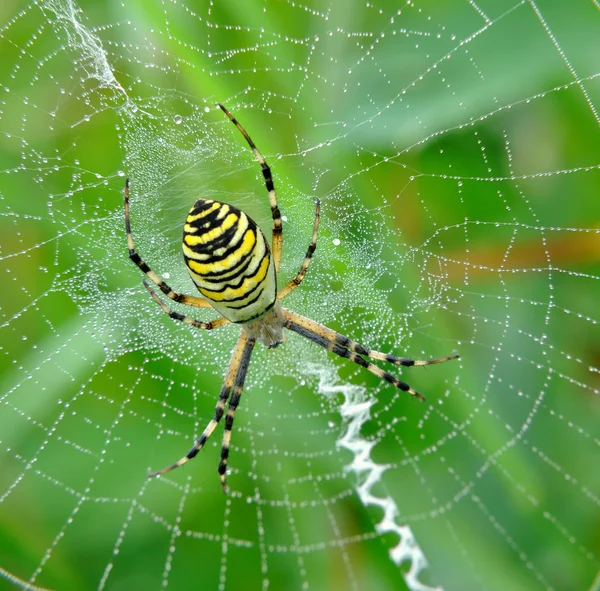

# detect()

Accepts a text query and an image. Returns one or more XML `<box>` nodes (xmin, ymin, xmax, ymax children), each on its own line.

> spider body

<box><xmin>124</xmin><ymin>103</ymin><xmax>458</xmax><ymax>492</ymax></box>
<box><xmin>183</xmin><ymin>198</ymin><xmax>278</xmax><ymax>331</ymax></box>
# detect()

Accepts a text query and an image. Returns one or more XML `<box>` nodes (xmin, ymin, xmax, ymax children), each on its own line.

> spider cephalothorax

<box><xmin>124</xmin><ymin>103</ymin><xmax>458</xmax><ymax>492</ymax></box>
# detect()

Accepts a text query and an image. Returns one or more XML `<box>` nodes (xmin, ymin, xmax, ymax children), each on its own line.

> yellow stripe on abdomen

<box><xmin>199</xmin><ymin>254</ymin><xmax>270</xmax><ymax>301</ymax></box>
<box><xmin>185</xmin><ymin>201</ymin><xmax>220</xmax><ymax>223</ymax></box>
<box><xmin>184</xmin><ymin>212</ymin><xmax>238</xmax><ymax>246</ymax></box>
<box><xmin>184</xmin><ymin>224</ymin><xmax>255</xmax><ymax>275</ymax></box>
<box><xmin>182</xmin><ymin>199</ymin><xmax>277</xmax><ymax>323</ymax></box>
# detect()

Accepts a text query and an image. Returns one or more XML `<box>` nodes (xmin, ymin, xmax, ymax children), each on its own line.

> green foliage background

<box><xmin>0</xmin><ymin>1</ymin><xmax>599</xmax><ymax>590</ymax></box>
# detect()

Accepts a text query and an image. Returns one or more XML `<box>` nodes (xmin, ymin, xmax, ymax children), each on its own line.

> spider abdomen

<box><xmin>182</xmin><ymin>199</ymin><xmax>277</xmax><ymax>323</ymax></box>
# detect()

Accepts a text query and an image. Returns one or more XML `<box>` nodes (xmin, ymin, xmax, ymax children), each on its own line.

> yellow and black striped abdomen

<box><xmin>182</xmin><ymin>199</ymin><xmax>277</xmax><ymax>323</ymax></box>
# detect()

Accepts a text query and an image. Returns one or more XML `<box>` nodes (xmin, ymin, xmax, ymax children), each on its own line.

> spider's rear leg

<box><xmin>217</xmin><ymin>104</ymin><xmax>283</xmax><ymax>272</ymax></box>
<box><xmin>143</xmin><ymin>281</ymin><xmax>229</xmax><ymax>331</ymax></box>
<box><xmin>278</xmin><ymin>198</ymin><xmax>321</xmax><ymax>301</ymax></box>
<box><xmin>124</xmin><ymin>179</ymin><xmax>211</xmax><ymax>309</ymax></box>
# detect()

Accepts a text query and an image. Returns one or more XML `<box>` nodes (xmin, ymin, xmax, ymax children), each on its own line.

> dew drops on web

<box><xmin>0</xmin><ymin>3</ymin><xmax>598</xmax><ymax>591</ymax></box>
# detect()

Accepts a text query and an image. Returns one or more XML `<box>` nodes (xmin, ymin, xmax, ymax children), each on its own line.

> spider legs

<box><xmin>218</xmin><ymin>334</ymin><xmax>255</xmax><ymax>492</ymax></box>
<box><xmin>142</xmin><ymin>281</ymin><xmax>229</xmax><ymax>330</ymax></box>
<box><xmin>148</xmin><ymin>333</ymin><xmax>255</xmax><ymax>481</ymax></box>
<box><xmin>283</xmin><ymin>309</ymin><xmax>458</xmax><ymax>401</ymax></box>
<box><xmin>278</xmin><ymin>199</ymin><xmax>321</xmax><ymax>300</ymax></box>
<box><xmin>217</xmin><ymin>104</ymin><xmax>283</xmax><ymax>272</ymax></box>
<box><xmin>124</xmin><ymin>179</ymin><xmax>211</xmax><ymax>308</ymax></box>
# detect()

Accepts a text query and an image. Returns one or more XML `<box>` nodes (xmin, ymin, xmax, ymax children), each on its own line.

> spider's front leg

<box><xmin>218</xmin><ymin>332</ymin><xmax>255</xmax><ymax>492</ymax></box>
<box><xmin>149</xmin><ymin>333</ymin><xmax>255</xmax><ymax>484</ymax></box>
<box><xmin>283</xmin><ymin>308</ymin><xmax>458</xmax><ymax>400</ymax></box>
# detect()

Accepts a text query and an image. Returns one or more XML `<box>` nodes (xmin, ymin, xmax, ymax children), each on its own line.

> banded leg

<box><xmin>217</xmin><ymin>104</ymin><xmax>283</xmax><ymax>272</ymax></box>
<box><xmin>124</xmin><ymin>178</ymin><xmax>210</xmax><ymax>308</ymax></box>
<box><xmin>283</xmin><ymin>308</ymin><xmax>458</xmax><ymax>367</ymax></box>
<box><xmin>285</xmin><ymin>315</ymin><xmax>423</xmax><ymax>400</ymax></box>
<box><xmin>218</xmin><ymin>334</ymin><xmax>256</xmax><ymax>492</ymax></box>
<box><xmin>143</xmin><ymin>281</ymin><xmax>229</xmax><ymax>330</ymax></box>
<box><xmin>278</xmin><ymin>199</ymin><xmax>321</xmax><ymax>300</ymax></box>
<box><xmin>148</xmin><ymin>332</ymin><xmax>252</xmax><ymax>478</ymax></box>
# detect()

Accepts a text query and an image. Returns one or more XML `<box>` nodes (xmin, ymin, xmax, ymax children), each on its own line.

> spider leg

<box><xmin>278</xmin><ymin>199</ymin><xmax>320</xmax><ymax>300</ymax></box>
<box><xmin>143</xmin><ymin>281</ymin><xmax>229</xmax><ymax>330</ymax></box>
<box><xmin>124</xmin><ymin>178</ymin><xmax>211</xmax><ymax>308</ymax></box>
<box><xmin>148</xmin><ymin>332</ymin><xmax>252</xmax><ymax>478</ymax></box>
<box><xmin>284</xmin><ymin>309</ymin><xmax>457</xmax><ymax>401</ymax></box>
<box><xmin>283</xmin><ymin>308</ymin><xmax>458</xmax><ymax>367</ymax></box>
<box><xmin>218</xmin><ymin>334</ymin><xmax>256</xmax><ymax>493</ymax></box>
<box><xmin>217</xmin><ymin>104</ymin><xmax>283</xmax><ymax>273</ymax></box>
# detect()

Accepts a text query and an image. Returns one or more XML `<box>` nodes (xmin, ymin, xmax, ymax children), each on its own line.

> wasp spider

<box><xmin>124</xmin><ymin>104</ymin><xmax>459</xmax><ymax>492</ymax></box>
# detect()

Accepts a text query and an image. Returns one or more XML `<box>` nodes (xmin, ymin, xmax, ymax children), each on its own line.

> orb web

<box><xmin>1</xmin><ymin>2</ymin><xmax>599</xmax><ymax>590</ymax></box>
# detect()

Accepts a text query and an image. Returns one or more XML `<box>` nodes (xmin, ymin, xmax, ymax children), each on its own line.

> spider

<box><xmin>124</xmin><ymin>103</ymin><xmax>459</xmax><ymax>492</ymax></box>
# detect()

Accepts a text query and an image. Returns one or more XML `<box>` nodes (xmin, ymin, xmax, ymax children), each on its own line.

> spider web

<box><xmin>1</xmin><ymin>1</ymin><xmax>599</xmax><ymax>590</ymax></box>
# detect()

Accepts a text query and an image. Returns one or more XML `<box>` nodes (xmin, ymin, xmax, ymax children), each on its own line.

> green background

<box><xmin>0</xmin><ymin>1</ymin><xmax>599</xmax><ymax>590</ymax></box>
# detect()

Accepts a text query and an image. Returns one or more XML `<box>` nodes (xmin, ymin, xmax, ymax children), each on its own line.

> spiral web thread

<box><xmin>0</xmin><ymin>1</ymin><xmax>599</xmax><ymax>590</ymax></box>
